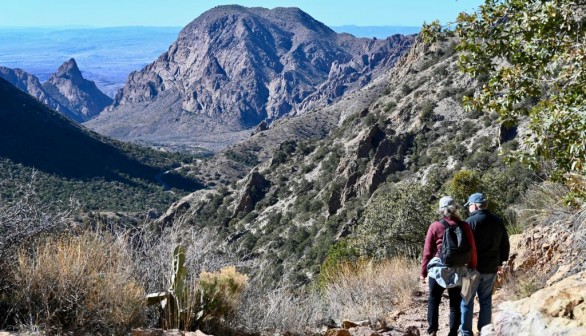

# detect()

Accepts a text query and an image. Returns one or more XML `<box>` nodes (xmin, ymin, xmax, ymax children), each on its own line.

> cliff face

<box><xmin>85</xmin><ymin>5</ymin><xmax>414</xmax><ymax>150</ymax></box>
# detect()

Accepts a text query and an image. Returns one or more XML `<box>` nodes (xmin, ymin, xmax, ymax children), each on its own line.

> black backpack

<box><xmin>439</xmin><ymin>219</ymin><xmax>471</xmax><ymax>266</ymax></box>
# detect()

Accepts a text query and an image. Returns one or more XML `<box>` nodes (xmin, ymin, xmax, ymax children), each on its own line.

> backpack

<box><xmin>439</xmin><ymin>219</ymin><xmax>471</xmax><ymax>266</ymax></box>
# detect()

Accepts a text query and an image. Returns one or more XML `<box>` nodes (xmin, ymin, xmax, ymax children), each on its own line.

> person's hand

<box><xmin>497</xmin><ymin>266</ymin><xmax>503</xmax><ymax>275</ymax></box>
<box><xmin>419</xmin><ymin>275</ymin><xmax>426</xmax><ymax>284</ymax></box>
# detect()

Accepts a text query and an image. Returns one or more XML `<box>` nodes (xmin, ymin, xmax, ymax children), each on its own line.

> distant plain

<box><xmin>0</xmin><ymin>25</ymin><xmax>418</xmax><ymax>98</ymax></box>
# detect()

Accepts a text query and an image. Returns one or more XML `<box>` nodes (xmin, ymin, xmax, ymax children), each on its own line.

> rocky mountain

<box><xmin>0</xmin><ymin>59</ymin><xmax>112</xmax><ymax>122</ymax></box>
<box><xmin>86</xmin><ymin>5</ymin><xmax>414</xmax><ymax>151</ymax></box>
<box><xmin>42</xmin><ymin>58</ymin><xmax>112</xmax><ymax>122</ymax></box>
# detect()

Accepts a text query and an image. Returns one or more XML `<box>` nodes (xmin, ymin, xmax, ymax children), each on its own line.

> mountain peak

<box><xmin>86</xmin><ymin>6</ymin><xmax>414</xmax><ymax>150</ymax></box>
<box><xmin>55</xmin><ymin>58</ymin><xmax>82</xmax><ymax>80</ymax></box>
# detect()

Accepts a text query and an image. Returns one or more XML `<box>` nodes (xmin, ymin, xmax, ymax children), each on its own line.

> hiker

<box><xmin>420</xmin><ymin>196</ymin><xmax>477</xmax><ymax>336</ymax></box>
<box><xmin>460</xmin><ymin>193</ymin><xmax>510</xmax><ymax>336</ymax></box>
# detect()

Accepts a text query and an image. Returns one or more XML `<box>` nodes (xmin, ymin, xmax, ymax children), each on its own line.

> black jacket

<box><xmin>466</xmin><ymin>209</ymin><xmax>510</xmax><ymax>274</ymax></box>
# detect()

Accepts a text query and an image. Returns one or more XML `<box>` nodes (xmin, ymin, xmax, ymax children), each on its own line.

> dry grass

<box><xmin>498</xmin><ymin>272</ymin><xmax>546</xmax><ymax>301</ymax></box>
<box><xmin>235</xmin><ymin>259</ymin><xmax>324</xmax><ymax>334</ymax></box>
<box><xmin>322</xmin><ymin>257</ymin><xmax>419</xmax><ymax>322</ymax></box>
<box><xmin>9</xmin><ymin>231</ymin><xmax>145</xmax><ymax>335</ymax></box>
<box><xmin>514</xmin><ymin>182</ymin><xmax>572</xmax><ymax>226</ymax></box>
<box><xmin>236</xmin><ymin>257</ymin><xmax>419</xmax><ymax>335</ymax></box>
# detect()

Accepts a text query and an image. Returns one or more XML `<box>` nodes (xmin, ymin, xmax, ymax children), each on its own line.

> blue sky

<box><xmin>0</xmin><ymin>0</ymin><xmax>484</xmax><ymax>27</ymax></box>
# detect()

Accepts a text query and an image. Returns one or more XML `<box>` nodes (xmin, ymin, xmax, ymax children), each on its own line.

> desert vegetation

<box><xmin>0</xmin><ymin>1</ymin><xmax>584</xmax><ymax>335</ymax></box>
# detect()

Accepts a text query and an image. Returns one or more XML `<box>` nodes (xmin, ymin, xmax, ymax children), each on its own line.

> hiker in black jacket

<box><xmin>460</xmin><ymin>193</ymin><xmax>510</xmax><ymax>336</ymax></box>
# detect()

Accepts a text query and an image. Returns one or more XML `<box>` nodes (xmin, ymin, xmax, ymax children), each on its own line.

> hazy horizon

<box><xmin>0</xmin><ymin>1</ymin><xmax>483</xmax><ymax>28</ymax></box>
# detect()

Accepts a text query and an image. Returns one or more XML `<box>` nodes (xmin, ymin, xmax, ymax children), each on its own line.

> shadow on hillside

<box><xmin>0</xmin><ymin>78</ymin><xmax>202</xmax><ymax>192</ymax></box>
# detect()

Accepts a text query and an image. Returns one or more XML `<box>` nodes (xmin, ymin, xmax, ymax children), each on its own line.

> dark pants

<box><xmin>427</xmin><ymin>277</ymin><xmax>462</xmax><ymax>336</ymax></box>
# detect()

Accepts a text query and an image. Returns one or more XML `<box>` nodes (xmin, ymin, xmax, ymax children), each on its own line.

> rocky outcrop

<box><xmin>0</xmin><ymin>60</ymin><xmax>111</xmax><ymax>122</ymax></box>
<box><xmin>234</xmin><ymin>170</ymin><xmax>270</xmax><ymax>214</ymax></box>
<box><xmin>42</xmin><ymin>59</ymin><xmax>112</xmax><ymax>122</ymax></box>
<box><xmin>490</xmin><ymin>270</ymin><xmax>586</xmax><ymax>335</ymax></box>
<box><xmin>86</xmin><ymin>5</ymin><xmax>414</xmax><ymax>149</ymax></box>
<box><xmin>335</xmin><ymin>127</ymin><xmax>412</xmax><ymax>207</ymax></box>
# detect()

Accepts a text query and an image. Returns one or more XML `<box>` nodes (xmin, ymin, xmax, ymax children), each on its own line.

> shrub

<box><xmin>418</xmin><ymin>100</ymin><xmax>436</xmax><ymax>122</ymax></box>
<box><xmin>447</xmin><ymin>170</ymin><xmax>482</xmax><ymax>206</ymax></box>
<box><xmin>400</xmin><ymin>84</ymin><xmax>413</xmax><ymax>96</ymax></box>
<box><xmin>356</xmin><ymin>181</ymin><xmax>437</xmax><ymax>259</ymax></box>
<box><xmin>317</xmin><ymin>240</ymin><xmax>359</xmax><ymax>289</ymax></box>
<box><xmin>8</xmin><ymin>231</ymin><xmax>145</xmax><ymax>335</ymax></box>
<box><xmin>0</xmin><ymin>173</ymin><xmax>75</xmax><ymax>258</ymax></box>
<box><xmin>198</xmin><ymin>266</ymin><xmax>248</xmax><ymax>327</ymax></box>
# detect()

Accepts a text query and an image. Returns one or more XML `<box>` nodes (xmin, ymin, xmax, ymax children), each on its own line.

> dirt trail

<box><xmin>392</xmin><ymin>282</ymin><xmax>504</xmax><ymax>336</ymax></box>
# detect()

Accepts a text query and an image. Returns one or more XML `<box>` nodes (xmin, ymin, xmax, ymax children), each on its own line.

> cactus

<box><xmin>146</xmin><ymin>245</ymin><xmax>187</xmax><ymax>329</ymax></box>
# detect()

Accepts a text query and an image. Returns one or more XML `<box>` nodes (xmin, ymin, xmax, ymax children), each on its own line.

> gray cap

<box><xmin>439</xmin><ymin>196</ymin><xmax>455</xmax><ymax>210</ymax></box>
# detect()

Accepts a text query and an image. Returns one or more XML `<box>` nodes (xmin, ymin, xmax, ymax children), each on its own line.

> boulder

<box><xmin>494</xmin><ymin>270</ymin><xmax>586</xmax><ymax>334</ymax></box>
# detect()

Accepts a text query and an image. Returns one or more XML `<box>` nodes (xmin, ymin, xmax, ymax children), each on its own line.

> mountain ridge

<box><xmin>86</xmin><ymin>5</ymin><xmax>414</xmax><ymax>151</ymax></box>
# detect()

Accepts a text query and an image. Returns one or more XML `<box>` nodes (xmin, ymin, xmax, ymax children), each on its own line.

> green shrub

<box><xmin>197</xmin><ymin>266</ymin><xmax>248</xmax><ymax>328</ymax></box>
<box><xmin>356</xmin><ymin>181</ymin><xmax>437</xmax><ymax>259</ymax></box>
<box><xmin>447</xmin><ymin>170</ymin><xmax>482</xmax><ymax>205</ymax></box>
<box><xmin>317</xmin><ymin>240</ymin><xmax>359</xmax><ymax>288</ymax></box>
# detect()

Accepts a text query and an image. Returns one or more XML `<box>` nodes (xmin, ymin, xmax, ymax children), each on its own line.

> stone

<box><xmin>352</xmin><ymin>326</ymin><xmax>381</xmax><ymax>336</ymax></box>
<box><xmin>234</xmin><ymin>170</ymin><xmax>270</xmax><ymax>214</ymax></box>
<box><xmin>190</xmin><ymin>330</ymin><xmax>212</xmax><ymax>336</ymax></box>
<box><xmin>342</xmin><ymin>320</ymin><xmax>359</xmax><ymax>329</ymax></box>
<box><xmin>403</xmin><ymin>326</ymin><xmax>420</xmax><ymax>336</ymax></box>
<box><xmin>324</xmin><ymin>328</ymin><xmax>351</xmax><ymax>336</ymax></box>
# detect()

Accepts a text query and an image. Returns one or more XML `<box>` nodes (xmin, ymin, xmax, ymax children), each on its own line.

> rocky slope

<box><xmin>0</xmin><ymin>67</ymin><xmax>64</xmax><ymax>116</ymax></box>
<box><xmin>85</xmin><ymin>5</ymin><xmax>414</xmax><ymax>151</ymax></box>
<box><xmin>0</xmin><ymin>59</ymin><xmax>112</xmax><ymax>122</ymax></box>
<box><xmin>153</xmin><ymin>34</ymin><xmax>535</xmax><ymax>290</ymax></box>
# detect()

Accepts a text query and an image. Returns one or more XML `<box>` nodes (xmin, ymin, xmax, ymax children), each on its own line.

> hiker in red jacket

<box><xmin>420</xmin><ymin>196</ymin><xmax>477</xmax><ymax>336</ymax></box>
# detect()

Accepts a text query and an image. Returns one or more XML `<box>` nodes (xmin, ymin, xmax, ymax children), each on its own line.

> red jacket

<box><xmin>420</xmin><ymin>216</ymin><xmax>477</xmax><ymax>277</ymax></box>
